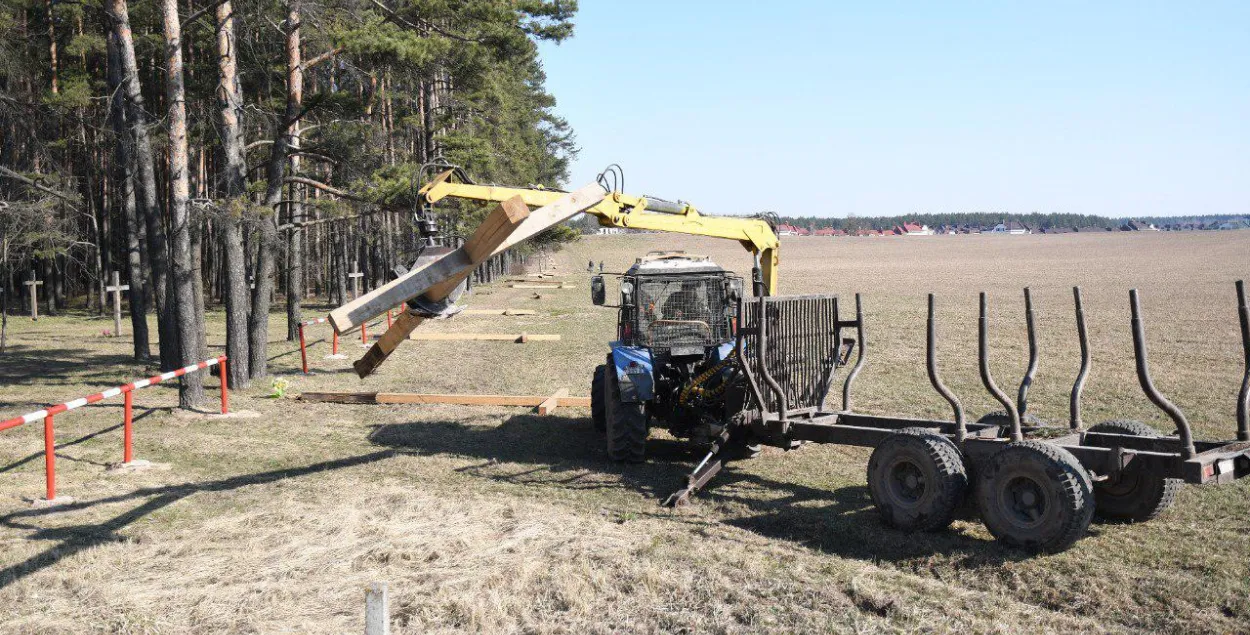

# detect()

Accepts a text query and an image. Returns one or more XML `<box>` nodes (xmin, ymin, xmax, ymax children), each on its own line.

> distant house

<box><xmin>991</xmin><ymin>221</ymin><xmax>1031</xmax><ymax>235</ymax></box>
<box><xmin>776</xmin><ymin>223</ymin><xmax>802</xmax><ymax>236</ymax></box>
<box><xmin>893</xmin><ymin>222</ymin><xmax>935</xmax><ymax>236</ymax></box>
<box><xmin>1120</xmin><ymin>220</ymin><xmax>1158</xmax><ymax>231</ymax></box>
<box><xmin>1218</xmin><ymin>219</ymin><xmax>1249</xmax><ymax>230</ymax></box>
<box><xmin>1044</xmin><ymin>226</ymin><xmax>1076</xmax><ymax>234</ymax></box>
<box><xmin>813</xmin><ymin>227</ymin><xmax>845</xmax><ymax>237</ymax></box>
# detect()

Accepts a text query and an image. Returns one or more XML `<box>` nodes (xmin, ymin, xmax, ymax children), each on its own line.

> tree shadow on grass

<box><xmin>367</xmin><ymin>414</ymin><xmax>1032</xmax><ymax>566</ymax></box>
<box><xmin>0</xmin><ymin>346</ymin><xmax>147</xmax><ymax>387</ymax></box>
<box><xmin>0</xmin><ymin>449</ymin><xmax>401</xmax><ymax>590</ymax></box>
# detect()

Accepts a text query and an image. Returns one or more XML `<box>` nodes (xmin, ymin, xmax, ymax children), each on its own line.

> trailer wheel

<box><xmin>605</xmin><ymin>372</ymin><xmax>647</xmax><ymax>463</ymax></box>
<box><xmin>977</xmin><ymin>410</ymin><xmax>1048</xmax><ymax>428</ymax></box>
<box><xmin>977</xmin><ymin>441</ymin><xmax>1094</xmax><ymax>552</ymax></box>
<box><xmin>867</xmin><ymin>428</ymin><xmax>969</xmax><ymax>532</ymax></box>
<box><xmin>591</xmin><ymin>364</ymin><xmax>607</xmax><ymax>432</ymax></box>
<box><xmin>1088</xmin><ymin>420</ymin><xmax>1181</xmax><ymax>523</ymax></box>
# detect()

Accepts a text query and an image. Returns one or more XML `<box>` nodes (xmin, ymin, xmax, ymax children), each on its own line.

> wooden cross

<box><xmin>348</xmin><ymin>263</ymin><xmax>364</xmax><ymax>299</ymax></box>
<box><xmin>23</xmin><ymin>270</ymin><xmax>43</xmax><ymax>321</ymax></box>
<box><xmin>106</xmin><ymin>271</ymin><xmax>130</xmax><ymax>337</ymax></box>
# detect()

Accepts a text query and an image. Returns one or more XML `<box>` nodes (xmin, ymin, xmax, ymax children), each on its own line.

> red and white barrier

<box><xmin>296</xmin><ymin>308</ymin><xmax>400</xmax><ymax>374</ymax></box>
<box><xmin>0</xmin><ymin>355</ymin><xmax>229</xmax><ymax>501</ymax></box>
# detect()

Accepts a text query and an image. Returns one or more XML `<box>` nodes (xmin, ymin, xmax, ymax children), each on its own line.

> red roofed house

<box><xmin>894</xmin><ymin>222</ymin><xmax>935</xmax><ymax>236</ymax></box>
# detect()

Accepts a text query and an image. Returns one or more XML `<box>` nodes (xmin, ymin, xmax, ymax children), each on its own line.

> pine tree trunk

<box><xmin>214</xmin><ymin>0</ymin><xmax>251</xmax><ymax>387</ymax></box>
<box><xmin>250</xmin><ymin>0</ymin><xmax>301</xmax><ymax>379</ymax></box>
<box><xmin>107</xmin><ymin>29</ymin><xmax>152</xmax><ymax>359</ymax></box>
<box><xmin>160</xmin><ymin>0</ymin><xmax>204</xmax><ymax>407</ymax></box>
<box><xmin>105</xmin><ymin>0</ymin><xmax>177</xmax><ymax>369</ymax></box>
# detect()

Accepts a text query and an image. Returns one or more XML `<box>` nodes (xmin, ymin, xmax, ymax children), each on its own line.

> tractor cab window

<box><xmin>636</xmin><ymin>276</ymin><xmax>728</xmax><ymax>351</ymax></box>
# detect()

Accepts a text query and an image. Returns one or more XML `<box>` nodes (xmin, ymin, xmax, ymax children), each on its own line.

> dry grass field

<box><xmin>2</xmin><ymin>230</ymin><xmax>1249</xmax><ymax>633</ymax></box>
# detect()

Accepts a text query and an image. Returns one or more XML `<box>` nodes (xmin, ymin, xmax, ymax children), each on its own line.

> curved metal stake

<box><xmin>1235</xmin><ymin>280</ymin><xmax>1249</xmax><ymax>441</ymax></box>
<box><xmin>927</xmin><ymin>294</ymin><xmax>966</xmax><ymax>441</ymax></box>
<box><xmin>842</xmin><ymin>294</ymin><xmax>866</xmax><ymax>412</ymax></box>
<box><xmin>979</xmin><ymin>292</ymin><xmax>1023</xmax><ymax>442</ymax></box>
<box><xmin>1069</xmin><ymin>286</ymin><xmax>1091</xmax><ymax>431</ymax></box>
<box><xmin>1129</xmin><ymin>289</ymin><xmax>1196</xmax><ymax>458</ymax></box>
<box><xmin>1017</xmin><ymin>287</ymin><xmax>1040</xmax><ymax>418</ymax></box>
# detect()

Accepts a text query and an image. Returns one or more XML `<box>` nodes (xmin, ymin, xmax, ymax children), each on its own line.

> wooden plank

<box><xmin>459</xmin><ymin>308</ymin><xmax>538</xmax><ymax>316</ymax></box>
<box><xmin>297</xmin><ymin>392</ymin><xmax>380</xmax><ymax>404</ymax></box>
<box><xmin>296</xmin><ymin>392</ymin><xmax>591</xmax><ymax>408</ymax></box>
<box><xmin>347</xmin><ymin>183</ymin><xmax>604</xmax><ymax>378</ymax></box>
<box><xmin>330</xmin><ymin>196</ymin><xmax>530</xmax><ymax>333</ymax></box>
<box><xmin>537</xmin><ymin>388</ymin><xmax>569</xmax><ymax>415</ymax></box>
<box><xmin>407</xmin><ymin>332</ymin><xmax>560</xmax><ymax>342</ymax></box>
<box><xmin>365</xmin><ymin>582</ymin><xmax>390</xmax><ymax>635</ymax></box>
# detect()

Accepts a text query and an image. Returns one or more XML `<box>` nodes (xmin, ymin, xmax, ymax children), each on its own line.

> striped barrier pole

<box><xmin>361</xmin><ymin>320</ymin><xmax>368</xmax><ymax>344</ymax></box>
<box><xmin>0</xmin><ymin>355</ymin><xmax>228</xmax><ymax>500</ymax></box>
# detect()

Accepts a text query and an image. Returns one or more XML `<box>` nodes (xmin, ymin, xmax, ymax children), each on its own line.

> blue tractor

<box><xmin>589</xmin><ymin>252</ymin><xmax>753</xmax><ymax>462</ymax></box>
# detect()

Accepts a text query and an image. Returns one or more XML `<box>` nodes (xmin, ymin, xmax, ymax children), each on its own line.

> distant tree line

<box><xmin>775</xmin><ymin>211</ymin><xmax>1249</xmax><ymax>232</ymax></box>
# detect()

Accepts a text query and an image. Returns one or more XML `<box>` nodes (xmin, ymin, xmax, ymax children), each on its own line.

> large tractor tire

<box><xmin>976</xmin><ymin>441</ymin><xmax>1094</xmax><ymax>552</ymax></box>
<box><xmin>1087</xmin><ymin>420</ymin><xmax>1181</xmax><ymax>523</ymax></box>
<box><xmin>604</xmin><ymin>371</ymin><xmax>647</xmax><ymax>463</ymax></box>
<box><xmin>867</xmin><ymin>428</ymin><xmax>969</xmax><ymax>532</ymax></box>
<box><xmin>977</xmin><ymin>410</ymin><xmax>1048</xmax><ymax>429</ymax></box>
<box><xmin>591</xmin><ymin>364</ymin><xmax>608</xmax><ymax>432</ymax></box>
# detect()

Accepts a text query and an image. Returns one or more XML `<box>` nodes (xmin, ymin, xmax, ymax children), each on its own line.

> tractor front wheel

<box><xmin>976</xmin><ymin>441</ymin><xmax>1094</xmax><ymax>552</ymax></box>
<box><xmin>867</xmin><ymin>428</ymin><xmax>969</xmax><ymax>532</ymax></box>
<box><xmin>605</xmin><ymin>371</ymin><xmax>647</xmax><ymax>462</ymax></box>
<box><xmin>1088</xmin><ymin>420</ymin><xmax>1180</xmax><ymax>523</ymax></box>
<box><xmin>591</xmin><ymin>363</ymin><xmax>607</xmax><ymax>432</ymax></box>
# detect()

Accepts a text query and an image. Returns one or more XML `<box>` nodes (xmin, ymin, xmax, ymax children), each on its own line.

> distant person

<box><xmin>599</xmin><ymin>261</ymin><xmax>605</xmax><ymax>272</ymax></box>
<box><xmin>587</xmin><ymin>260</ymin><xmax>594</xmax><ymax>272</ymax></box>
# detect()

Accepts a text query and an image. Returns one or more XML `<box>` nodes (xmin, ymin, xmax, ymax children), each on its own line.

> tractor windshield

<box><xmin>636</xmin><ymin>276</ymin><xmax>730</xmax><ymax>351</ymax></box>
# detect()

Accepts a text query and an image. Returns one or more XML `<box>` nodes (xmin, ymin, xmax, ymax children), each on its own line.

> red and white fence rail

<box><xmin>297</xmin><ymin>308</ymin><xmax>400</xmax><ymax>374</ymax></box>
<box><xmin>0</xmin><ymin>355</ymin><xmax>229</xmax><ymax>501</ymax></box>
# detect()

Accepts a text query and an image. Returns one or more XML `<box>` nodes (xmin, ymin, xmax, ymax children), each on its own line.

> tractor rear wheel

<box><xmin>976</xmin><ymin>441</ymin><xmax>1094</xmax><ymax>552</ymax></box>
<box><xmin>605</xmin><ymin>371</ymin><xmax>647</xmax><ymax>462</ymax></box>
<box><xmin>1088</xmin><ymin>420</ymin><xmax>1181</xmax><ymax>523</ymax></box>
<box><xmin>591</xmin><ymin>364</ymin><xmax>607</xmax><ymax>432</ymax></box>
<box><xmin>867</xmin><ymin>428</ymin><xmax>969</xmax><ymax>532</ymax></box>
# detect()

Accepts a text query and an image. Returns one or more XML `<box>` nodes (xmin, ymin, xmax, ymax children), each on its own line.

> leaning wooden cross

<box><xmin>24</xmin><ymin>271</ymin><xmax>43</xmax><ymax>321</ymax></box>
<box><xmin>348</xmin><ymin>265</ymin><xmax>364</xmax><ymax>299</ymax></box>
<box><xmin>329</xmin><ymin>183</ymin><xmax>605</xmax><ymax>378</ymax></box>
<box><xmin>106</xmin><ymin>271</ymin><xmax>130</xmax><ymax>337</ymax></box>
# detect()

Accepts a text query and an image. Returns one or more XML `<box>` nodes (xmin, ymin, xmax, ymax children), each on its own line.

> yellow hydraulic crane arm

<box><xmin>419</xmin><ymin>172</ymin><xmax>781</xmax><ymax>294</ymax></box>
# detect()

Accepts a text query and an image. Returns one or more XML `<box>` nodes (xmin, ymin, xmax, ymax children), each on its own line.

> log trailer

<box><xmin>330</xmin><ymin>164</ymin><xmax>1250</xmax><ymax>552</ymax></box>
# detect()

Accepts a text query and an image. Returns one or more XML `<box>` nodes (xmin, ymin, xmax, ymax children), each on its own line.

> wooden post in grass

<box><xmin>332</xmin><ymin>183</ymin><xmax>605</xmax><ymax>378</ymax></box>
<box><xmin>106</xmin><ymin>271</ymin><xmax>130</xmax><ymax>337</ymax></box>
<box><xmin>365</xmin><ymin>582</ymin><xmax>389</xmax><ymax>635</ymax></box>
<box><xmin>24</xmin><ymin>270</ymin><xmax>42</xmax><ymax>320</ymax></box>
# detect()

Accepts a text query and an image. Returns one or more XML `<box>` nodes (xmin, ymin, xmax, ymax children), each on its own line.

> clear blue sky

<box><xmin>536</xmin><ymin>2</ymin><xmax>1249</xmax><ymax>219</ymax></box>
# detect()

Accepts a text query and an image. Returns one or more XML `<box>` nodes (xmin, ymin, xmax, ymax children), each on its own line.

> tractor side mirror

<box><xmin>591</xmin><ymin>275</ymin><xmax>606</xmax><ymax>305</ymax></box>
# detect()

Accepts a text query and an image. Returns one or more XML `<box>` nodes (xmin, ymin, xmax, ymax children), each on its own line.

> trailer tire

<box><xmin>591</xmin><ymin>364</ymin><xmax>607</xmax><ymax>432</ymax></box>
<box><xmin>867</xmin><ymin>428</ymin><xmax>969</xmax><ymax>532</ymax></box>
<box><xmin>977</xmin><ymin>441</ymin><xmax>1094</xmax><ymax>552</ymax></box>
<box><xmin>1088</xmin><ymin>420</ymin><xmax>1181</xmax><ymax>523</ymax></box>
<box><xmin>605</xmin><ymin>372</ymin><xmax>647</xmax><ymax>463</ymax></box>
<box><xmin>977</xmin><ymin>410</ymin><xmax>1048</xmax><ymax>428</ymax></box>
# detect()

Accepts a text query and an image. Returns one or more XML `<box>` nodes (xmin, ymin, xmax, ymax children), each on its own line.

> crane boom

<box><xmin>419</xmin><ymin>170</ymin><xmax>781</xmax><ymax>295</ymax></box>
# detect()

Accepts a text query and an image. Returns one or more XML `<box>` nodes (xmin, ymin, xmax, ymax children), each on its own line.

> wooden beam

<box><xmin>460</xmin><ymin>308</ymin><xmax>538</xmax><ymax>316</ymax></box>
<box><xmin>537</xmin><ymin>388</ymin><xmax>569</xmax><ymax>415</ymax></box>
<box><xmin>407</xmin><ymin>332</ymin><xmax>560</xmax><ymax>342</ymax></box>
<box><xmin>297</xmin><ymin>392</ymin><xmax>592</xmax><ymax>408</ymax></box>
<box><xmin>344</xmin><ymin>183</ymin><xmax>604</xmax><ymax>378</ymax></box>
<box><xmin>331</xmin><ymin>195</ymin><xmax>530</xmax><ymax>333</ymax></box>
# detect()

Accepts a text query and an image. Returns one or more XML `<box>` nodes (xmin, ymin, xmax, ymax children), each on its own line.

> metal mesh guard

<box><xmin>743</xmin><ymin>295</ymin><xmax>841</xmax><ymax>413</ymax></box>
<box><xmin>638</xmin><ymin>277</ymin><xmax>729</xmax><ymax>351</ymax></box>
